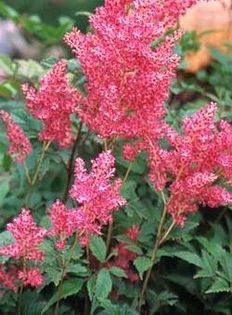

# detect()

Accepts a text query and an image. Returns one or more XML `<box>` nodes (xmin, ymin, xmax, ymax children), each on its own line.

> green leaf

<box><xmin>95</xmin><ymin>269</ymin><xmax>112</xmax><ymax>299</ymax></box>
<box><xmin>210</xmin><ymin>48</ymin><xmax>231</xmax><ymax>66</ymax></box>
<box><xmin>206</xmin><ymin>277</ymin><xmax>230</xmax><ymax>294</ymax></box>
<box><xmin>21</xmin><ymin>291</ymin><xmax>46</xmax><ymax>315</ymax></box>
<box><xmin>40</xmin><ymin>57</ymin><xmax>58</xmax><ymax>69</ymax></box>
<box><xmin>45</xmin><ymin>268</ymin><xmax>62</xmax><ymax>287</ymax></box>
<box><xmin>0</xmin><ymin>230</ymin><xmax>14</xmax><ymax>262</ymax></box>
<box><xmin>173</xmin><ymin>251</ymin><xmax>202</xmax><ymax>267</ymax></box>
<box><xmin>0</xmin><ymin>231</ymin><xmax>13</xmax><ymax>247</ymax></box>
<box><xmin>17</xmin><ymin>59</ymin><xmax>44</xmax><ymax>79</ymax></box>
<box><xmin>41</xmin><ymin>279</ymin><xmax>83</xmax><ymax>313</ymax></box>
<box><xmin>66</xmin><ymin>264</ymin><xmax>88</xmax><ymax>277</ymax></box>
<box><xmin>201</xmin><ymin>250</ymin><xmax>217</xmax><ymax>277</ymax></box>
<box><xmin>157</xmin><ymin>291</ymin><xmax>178</xmax><ymax>306</ymax></box>
<box><xmin>219</xmin><ymin>252</ymin><xmax>232</xmax><ymax>283</ymax></box>
<box><xmin>0</xmin><ymin>2</ymin><xmax>19</xmax><ymax>21</ymax></box>
<box><xmin>139</xmin><ymin>220</ymin><xmax>156</xmax><ymax>244</ymax></box>
<box><xmin>125</xmin><ymin>244</ymin><xmax>143</xmax><ymax>255</ymax></box>
<box><xmin>22</xmin><ymin>15</ymin><xmax>74</xmax><ymax>45</ymax></box>
<box><xmin>196</xmin><ymin>237</ymin><xmax>224</xmax><ymax>258</ymax></box>
<box><xmin>75</xmin><ymin>11</ymin><xmax>92</xmax><ymax>17</ymax></box>
<box><xmin>116</xmin><ymin>151</ymin><xmax>147</xmax><ymax>175</ymax></box>
<box><xmin>87</xmin><ymin>277</ymin><xmax>96</xmax><ymax>301</ymax></box>
<box><xmin>133</xmin><ymin>257</ymin><xmax>152</xmax><ymax>280</ymax></box>
<box><xmin>121</xmin><ymin>180</ymin><xmax>137</xmax><ymax>200</ymax></box>
<box><xmin>39</xmin><ymin>215</ymin><xmax>51</xmax><ymax>229</ymax></box>
<box><xmin>0</xmin><ymin>85</ymin><xmax>12</xmax><ymax>98</ymax></box>
<box><xmin>194</xmin><ymin>270</ymin><xmax>214</xmax><ymax>279</ymax></box>
<box><xmin>67</xmin><ymin>59</ymin><xmax>81</xmax><ymax>73</ymax></box>
<box><xmin>99</xmin><ymin>301</ymin><xmax>139</xmax><ymax>314</ymax></box>
<box><xmin>40</xmin><ymin>239</ymin><xmax>63</xmax><ymax>286</ymax></box>
<box><xmin>89</xmin><ymin>235</ymin><xmax>107</xmax><ymax>263</ymax></box>
<box><xmin>109</xmin><ymin>267</ymin><xmax>128</xmax><ymax>278</ymax></box>
<box><xmin>0</xmin><ymin>181</ymin><xmax>9</xmax><ymax>205</ymax></box>
<box><xmin>0</xmin><ymin>56</ymin><xmax>16</xmax><ymax>75</ymax></box>
<box><xmin>194</xmin><ymin>250</ymin><xmax>218</xmax><ymax>279</ymax></box>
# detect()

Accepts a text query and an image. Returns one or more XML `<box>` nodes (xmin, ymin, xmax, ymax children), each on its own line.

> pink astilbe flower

<box><xmin>22</xmin><ymin>60</ymin><xmax>81</xmax><ymax>148</ymax></box>
<box><xmin>0</xmin><ymin>210</ymin><xmax>46</xmax><ymax>289</ymax></box>
<box><xmin>202</xmin><ymin>186</ymin><xmax>232</xmax><ymax>208</ymax></box>
<box><xmin>0</xmin><ymin>209</ymin><xmax>46</xmax><ymax>261</ymax></box>
<box><xmin>0</xmin><ymin>265</ymin><xmax>17</xmax><ymax>292</ymax></box>
<box><xmin>64</xmin><ymin>0</ymin><xmax>195</xmax><ymax>142</ymax></box>
<box><xmin>126</xmin><ymin>224</ymin><xmax>140</xmax><ymax>241</ymax></box>
<box><xmin>148</xmin><ymin>103</ymin><xmax>232</xmax><ymax>225</ymax></box>
<box><xmin>0</xmin><ymin>110</ymin><xmax>32</xmax><ymax>163</ymax></box>
<box><xmin>70</xmin><ymin>151</ymin><xmax>126</xmax><ymax>245</ymax></box>
<box><xmin>18</xmin><ymin>267</ymin><xmax>43</xmax><ymax>288</ymax></box>
<box><xmin>48</xmin><ymin>200</ymin><xmax>78</xmax><ymax>250</ymax></box>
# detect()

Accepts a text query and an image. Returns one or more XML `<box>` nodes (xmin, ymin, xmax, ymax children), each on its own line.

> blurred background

<box><xmin>0</xmin><ymin>2</ymin><xmax>232</xmax><ymax>314</ymax></box>
<box><xmin>0</xmin><ymin>0</ymin><xmax>103</xmax><ymax>60</ymax></box>
<box><xmin>4</xmin><ymin>0</ymin><xmax>103</xmax><ymax>30</ymax></box>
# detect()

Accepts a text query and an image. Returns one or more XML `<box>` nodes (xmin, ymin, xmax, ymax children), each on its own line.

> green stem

<box><xmin>106</xmin><ymin>162</ymin><xmax>133</xmax><ymax>253</ymax></box>
<box><xmin>138</xmin><ymin>192</ymin><xmax>174</xmax><ymax>310</ymax></box>
<box><xmin>17</xmin><ymin>285</ymin><xmax>23</xmax><ymax>315</ymax></box>
<box><xmin>17</xmin><ymin>257</ymin><xmax>26</xmax><ymax>315</ymax></box>
<box><xmin>54</xmin><ymin>235</ymin><xmax>78</xmax><ymax>315</ymax></box>
<box><xmin>25</xmin><ymin>141</ymin><xmax>51</xmax><ymax>206</ymax></box>
<box><xmin>159</xmin><ymin>221</ymin><xmax>175</xmax><ymax>245</ymax></box>
<box><xmin>104</xmin><ymin>140</ymin><xmax>108</xmax><ymax>151</ymax></box>
<box><xmin>23</xmin><ymin>162</ymin><xmax>31</xmax><ymax>185</ymax></box>
<box><xmin>106</xmin><ymin>221</ymin><xmax>113</xmax><ymax>254</ymax></box>
<box><xmin>122</xmin><ymin>162</ymin><xmax>133</xmax><ymax>185</ymax></box>
<box><xmin>63</xmin><ymin>123</ymin><xmax>82</xmax><ymax>202</ymax></box>
<box><xmin>31</xmin><ymin>141</ymin><xmax>51</xmax><ymax>186</ymax></box>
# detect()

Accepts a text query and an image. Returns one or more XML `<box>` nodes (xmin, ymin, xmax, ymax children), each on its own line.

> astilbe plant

<box><xmin>64</xmin><ymin>0</ymin><xmax>181</xmax><ymax>141</ymax></box>
<box><xmin>148</xmin><ymin>103</ymin><xmax>232</xmax><ymax>225</ymax></box>
<box><xmin>22</xmin><ymin>60</ymin><xmax>81</xmax><ymax>148</ymax></box>
<box><xmin>0</xmin><ymin>209</ymin><xmax>46</xmax><ymax>289</ymax></box>
<box><xmin>0</xmin><ymin>265</ymin><xmax>17</xmax><ymax>293</ymax></box>
<box><xmin>1</xmin><ymin>0</ymin><xmax>232</xmax><ymax>314</ymax></box>
<box><xmin>48</xmin><ymin>151</ymin><xmax>125</xmax><ymax>248</ymax></box>
<box><xmin>0</xmin><ymin>110</ymin><xmax>32</xmax><ymax>163</ymax></box>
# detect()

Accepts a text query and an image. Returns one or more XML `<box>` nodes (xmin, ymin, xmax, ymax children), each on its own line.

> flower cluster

<box><xmin>0</xmin><ymin>209</ymin><xmax>46</xmax><ymax>288</ymax></box>
<box><xmin>0</xmin><ymin>265</ymin><xmax>17</xmax><ymax>292</ymax></box>
<box><xmin>18</xmin><ymin>0</ymin><xmax>232</xmax><ymax>235</ymax></box>
<box><xmin>147</xmin><ymin>103</ymin><xmax>232</xmax><ymax>225</ymax></box>
<box><xmin>65</xmin><ymin>0</ymin><xmax>195</xmax><ymax>141</ymax></box>
<box><xmin>48</xmin><ymin>151</ymin><xmax>125</xmax><ymax>246</ymax></box>
<box><xmin>4</xmin><ymin>0</ymin><xmax>232</xmax><ymax>310</ymax></box>
<box><xmin>70</xmin><ymin>151</ymin><xmax>126</xmax><ymax>245</ymax></box>
<box><xmin>48</xmin><ymin>200</ymin><xmax>78</xmax><ymax>250</ymax></box>
<box><xmin>18</xmin><ymin>267</ymin><xmax>43</xmax><ymax>288</ymax></box>
<box><xmin>0</xmin><ymin>208</ymin><xmax>46</xmax><ymax>260</ymax></box>
<box><xmin>22</xmin><ymin>60</ymin><xmax>81</xmax><ymax>148</ymax></box>
<box><xmin>65</xmin><ymin>0</ymin><xmax>231</xmax><ymax>226</ymax></box>
<box><xmin>0</xmin><ymin>110</ymin><xmax>32</xmax><ymax>163</ymax></box>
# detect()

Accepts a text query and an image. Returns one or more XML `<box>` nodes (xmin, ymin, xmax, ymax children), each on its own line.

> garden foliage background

<box><xmin>0</xmin><ymin>1</ymin><xmax>232</xmax><ymax>314</ymax></box>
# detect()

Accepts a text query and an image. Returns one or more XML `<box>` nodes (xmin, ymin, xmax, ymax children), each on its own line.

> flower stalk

<box><xmin>106</xmin><ymin>161</ymin><xmax>133</xmax><ymax>253</ymax></box>
<box><xmin>63</xmin><ymin>122</ymin><xmax>82</xmax><ymax>202</ymax></box>
<box><xmin>138</xmin><ymin>192</ymin><xmax>175</xmax><ymax>310</ymax></box>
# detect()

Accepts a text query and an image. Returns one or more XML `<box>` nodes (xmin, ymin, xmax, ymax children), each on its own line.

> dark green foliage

<box><xmin>0</xmin><ymin>3</ymin><xmax>232</xmax><ymax>315</ymax></box>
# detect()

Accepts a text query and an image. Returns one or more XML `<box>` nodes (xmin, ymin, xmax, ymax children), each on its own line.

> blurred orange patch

<box><xmin>180</xmin><ymin>0</ymin><xmax>232</xmax><ymax>73</ymax></box>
